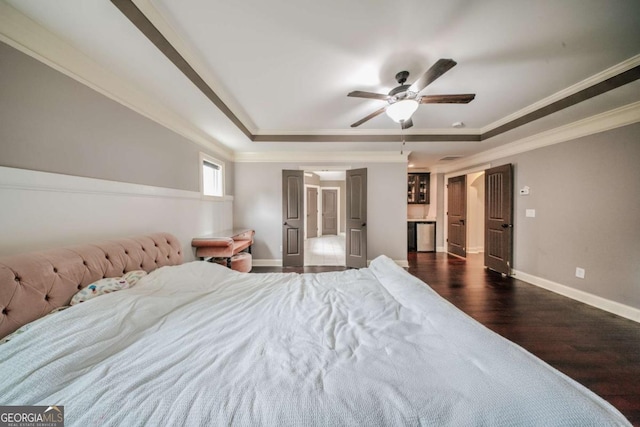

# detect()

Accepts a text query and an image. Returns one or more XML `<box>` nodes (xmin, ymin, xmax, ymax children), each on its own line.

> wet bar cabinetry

<box><xmin>408</xmin><ymin>173</ymin><xmax>430</xmax><ymax>204</ymax></box>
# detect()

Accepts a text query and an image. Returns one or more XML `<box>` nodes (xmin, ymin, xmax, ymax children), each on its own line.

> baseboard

<box><xmin>436</xmin><ymin>246</ymin><xmax>446</xmax><ymax>253</ymax></box>
<box><xmin>393</xmin><ymin>260</ymin><xmax>409</xmax><ymax>268</ymax></box>
<box><xmin>513</xmin><ymin>269</ymin><xmax>640</xmax><ymax>324</ymax></box>
<box><xmin>252</xmin><ymin>259</ymin><xmax>282</xmax><ymax>267</ymax></box>
<box><xmin>466</xmin><ymin>247</ymin><xmax>484</xmax><ymax>254</ymax></box>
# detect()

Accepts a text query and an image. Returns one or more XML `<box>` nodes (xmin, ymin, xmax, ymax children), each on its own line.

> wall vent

<box><xmin>439</xmin><ymin>155</ymin><xmax>463</xmax><ymax>161</ymax></box>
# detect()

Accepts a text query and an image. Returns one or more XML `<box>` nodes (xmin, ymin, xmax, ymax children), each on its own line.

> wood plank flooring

<box><xmin>253</xmin><ymin>252</ymin><xmax>640</xmax><ymax>425</ymax></box>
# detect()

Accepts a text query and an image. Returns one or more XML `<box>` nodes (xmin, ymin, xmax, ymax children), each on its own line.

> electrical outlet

<box><xmin>575</xmin><ymin>267</ymin><xmax>585</xmax><ymax>279</ymax></box>
<box><xmin>526</xmin><ymin>209</ymin><xmax>536</xmax><ymax>218</ymax></box>
<box><xmin>279</xmin><ymin>245</ymin><xmax>283</xmax><ymax>253</ymax></box>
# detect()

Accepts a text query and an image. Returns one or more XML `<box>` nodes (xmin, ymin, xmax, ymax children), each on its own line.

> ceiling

<box><xmin>3</xmin><ymin>0</ymin><xmax>640</xmax><ymax>169</ymax></box>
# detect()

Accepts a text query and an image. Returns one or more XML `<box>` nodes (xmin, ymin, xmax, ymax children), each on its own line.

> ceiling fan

<box><xmin>348</xmin><ymin>58</ymin><xmax>475</xmax><ymax>129</ymax></box>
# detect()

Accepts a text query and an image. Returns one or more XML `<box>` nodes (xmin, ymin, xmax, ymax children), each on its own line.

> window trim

<box><xmin>199</xmin><ymin>152</ymin><xmax>225</xmax><ymax>200</ymax></box>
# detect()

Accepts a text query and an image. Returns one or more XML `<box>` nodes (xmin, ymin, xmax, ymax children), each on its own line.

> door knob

<box><xmin>501</xmin><ymin>223</ymin><xmax>513</xmax><ymax>228</ymax></box>
<box><xmin>362</xmin><ymin>223</ymin><xmax>366</xmax><ymax>227</ymax></box>
<box><xmin>283</xmin><ymin>222</ymin><xmax>288</xmax><ymax>226</ymax></box>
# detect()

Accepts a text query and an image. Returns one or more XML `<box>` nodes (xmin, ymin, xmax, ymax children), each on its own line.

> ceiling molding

<box><xmin>135</xmin><ymin>0</ymin><xmax>257</xmax><ymax>132</ymax></box>
<box><xmin>0</xmin><ymin>1</ymin><xmax>234</xmax><ymax>161</ymax></box>
<box><xmin>252</xmin><ymin>128</ymin><xmax>480</xmax><ymax>136</ymax></box>
<box><xmin>480</xmin><ymin>63</ymin><xmax>640</xmax><ymax>140</ymax></box>
<box><xmin>251</xmin><ymin>134</ymin><xmax>481</xmax><ymax>143</ymax></box>
<box><xmin>4</xmin><ymin>0</ymin><xmax>638</xmax><ymax>168</ymax></box>
<box><xmin>480</xmin><ymin>54</ymin><xmax>640</xmax><ymax>134</ymax></box>
<box><xmin>436</xmin><ymin>101</ymin><xmax>640</xmax><ymax>174</ymax></box>
<box><xmin>111</xmin><ymin>0</ymin><xmax>640</xmax><ymax>145</ymax></box>
<box><xmin>112</xmin><ymin>0</ymin><xmax>253</xmax><ymax>140</ymax></box>
<box><xmin>234</xmin><ymin>151</ymin><xmax>409</xmax><ymax>164</ymax></box>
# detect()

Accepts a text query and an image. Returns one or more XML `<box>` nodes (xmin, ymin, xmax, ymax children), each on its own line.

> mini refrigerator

<box><xmin>416</xmin><ymin>222</ymin><xmax>435</xmax><ymax>252</ymax></box>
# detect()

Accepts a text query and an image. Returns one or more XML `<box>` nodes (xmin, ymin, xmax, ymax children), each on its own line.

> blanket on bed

<box><xmin>0</xmin><ymin>256</ymin><xmax>630</xmax><ymax>426</ymax></box>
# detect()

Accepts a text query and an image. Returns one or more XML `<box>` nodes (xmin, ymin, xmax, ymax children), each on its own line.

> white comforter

<box><xmin>0</xmin><ymin>256</ymin><xmax>630</xmax><ymax>426</ymax></box>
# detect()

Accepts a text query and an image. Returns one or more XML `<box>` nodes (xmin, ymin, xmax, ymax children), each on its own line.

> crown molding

<box><xmin>3</xmin><ymin>0</ymin><xmax>639</xmax><ymax>166</ymax></box>
<box><xmin>234</xmin><ymin>151</ymin><xmax>409</xmax><ymax>163</ymax></box>
<box><xmin>438</xmin><ymin>101</ymin><xmax>640</xmax><ymax>174</ymax></box>
<box><xmin>138</xmin><ymin>0</ymin><xmax>257</xmax><ymax>133</ymax></box>
<box><xmin>252</xmin><ymin>128</ymin><xmax>480</xmax><ymax>136</ymax></box>
<box><xmin>0</xmin><ymin>1</ymin><xmax>234</xmax><ymax>161</ymax></box>
<box><xmin>481</xmin><ymin>54</ymin><xmax>640</xmax><ymax>135</ymax></box>
<box><xmin>112</xmin><ymin>1</ymin><xmax>640</xmax><ymax>146</ymax></box>
<box><xmin>251</xmin><ymin>133</ymin><xmax>481</xmax><ymax>142</ymax></box>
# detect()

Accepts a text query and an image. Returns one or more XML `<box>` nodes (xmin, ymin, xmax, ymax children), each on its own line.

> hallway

<box><xmin>304</xmin><ymin>234</ymin><xmax>345</xmax><ymax>266</ymax></box>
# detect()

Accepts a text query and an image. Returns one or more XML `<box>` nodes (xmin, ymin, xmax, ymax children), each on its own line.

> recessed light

<box><xmin>452</xmin><ymin>121</ymin><xmax>464</xmax><ymax>128</ymax></box>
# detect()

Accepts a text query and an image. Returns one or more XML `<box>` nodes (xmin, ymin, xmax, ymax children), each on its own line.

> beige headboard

<box><xmin>0</xmin><ymin>233</ymin><xmax>182</xmax><ymax>339</ymax></box>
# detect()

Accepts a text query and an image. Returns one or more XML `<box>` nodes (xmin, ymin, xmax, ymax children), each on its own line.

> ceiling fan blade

<box><xmin>409</xmin><ymin>59</ymin><xmax>457</xmax><ymax>93</ymax></box>
<box><xmin>350</xmin><ymin>106</ymin><xmax>387</xmax><ymax>127</ymax></box>
<box><xmin>401</xmin><ymin>118</ymin><xmax>413</xmax><ymax>130</ymax></box>
<box><xmin>420</xmin><ymin>94</ymin><xmax>476</xmax><ymax>104</ymax></box>
<box><xmin>348</xmin><ymin>91</ymin><xmax>391</xmax><ymax>101</ymax></box>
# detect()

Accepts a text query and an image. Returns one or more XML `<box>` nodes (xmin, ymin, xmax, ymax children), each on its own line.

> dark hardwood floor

<box><xmin>253</xmin><ymin>252</ymin><xmax>640</xmax><ymax>425</ymax></box>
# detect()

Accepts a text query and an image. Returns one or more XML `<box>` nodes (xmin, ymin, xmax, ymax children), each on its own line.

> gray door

<box><xmin>282</xmin><ymin>170</ymin><xmax>304</xmax><ymax>267</ymax></box>
<box><xmin>322</xmin><ymin>189</ymin><xmax>338</xmax><ymax>235</ymax></box>
<box><xmin>485</xmin><ymin>164</ymin><xmax>514</xmax><ymax>275</ymax></box>
<box><xmin>306</xmin><ymin>187</ymin><xmax>318</xmax><ymax>238</ymax></box>
<box><xmin>447</xmin><ymin>175</ymin><xmax>467</xmax><ymax>257</ymax></box>
<box><xmin>346</xmin><ymin>168</ymin><xmax>367</xmax><ymax>268</ymax></box>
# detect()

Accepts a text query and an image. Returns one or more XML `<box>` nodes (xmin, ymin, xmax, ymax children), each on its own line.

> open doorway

<box><xmin>466</xmin><ymin>172</ymin><xmax>485</xmax><ymax>254</ymax></box>
<box><xmin>445</xmin><ymin>169</ymin><xmax>485</xmax><ymax>257</ymax></box>
<box><xmin>304</xmin><ymin>171</ymin><xmax>346</xmax><ymax>266</ymax></box>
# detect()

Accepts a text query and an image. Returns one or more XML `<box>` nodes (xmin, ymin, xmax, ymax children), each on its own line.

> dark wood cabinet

<box><xmin>408</xmin><ymin>173</ymin><xmax>430</xmax><ymax>204</ymax></box>
<box><xmin>408</xmin><ymin>222</ymin><xmax>417</xmax><ymax>251</ymax></box>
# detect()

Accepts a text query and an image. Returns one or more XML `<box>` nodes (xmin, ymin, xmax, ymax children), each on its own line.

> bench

<box><xmin>191</xmin><ymin>229</ymin><xmax>254</xmax><ymax>272</ymax></box>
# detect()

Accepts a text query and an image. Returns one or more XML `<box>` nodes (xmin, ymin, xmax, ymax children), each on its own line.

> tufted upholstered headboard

<box><xmin>0</xmin><ymin>233</ymin><xmax>182</xmax><ymax>339</ymax></box>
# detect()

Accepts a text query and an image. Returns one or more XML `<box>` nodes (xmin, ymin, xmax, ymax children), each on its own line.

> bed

<box><xmin>0</xmin><ymin>233</ymin><xmax>631</xmax><ymax>426</ymax></box>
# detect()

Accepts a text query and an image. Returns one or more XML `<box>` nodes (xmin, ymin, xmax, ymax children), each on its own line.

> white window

<box><xmin>200</xmin><ymin>153</ymin><xmax>224</xmax><ymax>198</ymax></box>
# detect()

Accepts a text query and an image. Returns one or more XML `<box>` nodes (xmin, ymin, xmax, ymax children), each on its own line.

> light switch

<box><xmin>526</xmin><ymin>209</ymin><xmax>536</xmax><ymax>218</ymax></box>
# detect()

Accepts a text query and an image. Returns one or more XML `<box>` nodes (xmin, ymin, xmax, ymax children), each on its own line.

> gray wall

<box><xmin>0</xmin><ymin>41</ymin><xmax>232</xmax><ymax>194</ymax></box>
<box><xmin>490</xmin><ymin>123</ymin><xmax>640</xmax><ymax>309</ymax></box>
<box><xmin>234</xmin><ymin>162</ymin><xmax>407</xmax><ymax>262</ymax></box>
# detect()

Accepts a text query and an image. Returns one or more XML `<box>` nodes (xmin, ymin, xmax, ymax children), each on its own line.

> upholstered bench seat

<box><xmin>191</xmin><ymin>229</ymin><xmax>254</xmax><ymax>272</ymax></box>
<box><xmin>191</xmin><ymin>237</ymin><xmax>252</xmax><ymax>259</ymax></box>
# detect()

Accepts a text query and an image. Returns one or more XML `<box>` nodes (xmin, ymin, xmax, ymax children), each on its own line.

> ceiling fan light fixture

<box><xmin>386</xmin><ymin>99</ymin><xmax>419</xmax><ymax>123</ymax></box>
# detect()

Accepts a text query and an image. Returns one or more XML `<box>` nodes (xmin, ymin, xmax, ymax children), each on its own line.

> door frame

<box><xmin>443</xmin><ymin>164</ymin><xmax>490</xmax><ymax>253</ymax></box>
<box><xmin>304</xmin><ymin>184</ymin><xmax>320</xmax><ymax>240</ymax></box>
<box><xmin>320</xmin><ymin>187</ymin><xmax>340</xmax><ymax>236</ymax></box>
